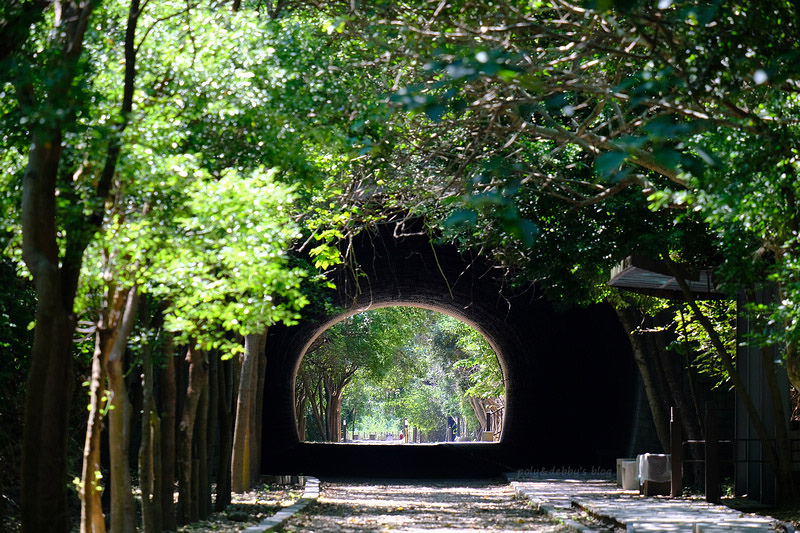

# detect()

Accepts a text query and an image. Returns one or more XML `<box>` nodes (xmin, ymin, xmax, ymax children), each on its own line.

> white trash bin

<box><xmin>616</xmin><ymin>457</ymin><xmax>636</xmax><ymax>486</ymax></box>
<box><xmin>621</xmin><ymin>460</ymin><xmax>638</xmax><ymax>490</ymax></box>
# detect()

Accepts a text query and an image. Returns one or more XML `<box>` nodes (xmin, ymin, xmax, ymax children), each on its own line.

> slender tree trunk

<box><xmin>613</xmin><ymin>302</ymin><xmax>671</xmax><ymax>452</ymax></box>
<box><xmin>325</xmin><ymin>386</ymin><xmax>343</xmax><ymax>442</ymax></box>
<box><xmin>19</xmin><ymin>3</ymin><xmax>96</xmax><ymax>530</ymax></box>
<box><xmin>232</xmin><ymin>343</ymin><xmax>241</xmax><ymax>419</ymax></box>
<box><xmin>151</xmin><ymin>408</ymin><xmax>163</xmax><ymax>531</ymax></box>
<box><xmin>647</xmin><ymin>313</ymin><xmax>704</xmax><ymax>485</ymax></box>
<box><xmin>252</xmin><ymin>338</ymin><xmax>267</xmax><ymax>482</ymax></box>
<box><xmin>80</xmin><ymin>330</ymin><xmax>111</xmax><ymax>533</ymax></box>
<box><xmin>190</xmin><ymin>452</ymin><xmax>200</xmax><ymax>521</ymax></box>
<box><xmin>679</xmin><ymin>308</ymin><xmax>705</xmax><ymax>435</ymax></box>
<box><xmin>295</xmin><ymin>385</ymin><xmax>308</xmax><ymax>441</ymax></box>
<box><xmin>177</xmin><ymin>345</ymin><xmax>208</xmax><ymax>523</ymax></box>
<box><xmin>196</xmin><ymin>369</ymin><xmax>210</xmax><ymax>519</ymax></box>
<box><xmin>232</xmin><ymin>332</ymin><xmax>264</xmax><ymax>492</ymax></box>
<box><xmin>247</xmin><ymin>360</ymin><xmax>258</xmax><ymax>481</ymax></box>
<box><xmin>215</xmin><ymin>358</ymin><xmax>233</xmax><ymax>511</ymax></box>
<box><xmin>158</xmin><ymin>344</ymin><xmax>177</xmax><ymax>531</ymax></box>
<box><xmin>324</xmin><ymin>386</ymin><xmax>333</xmax><ymax>441</ymax></box>
<box><xmin>206</xmin><ymin>351</ymin><xmax>219</xmax><ymax>515</ymax></box>
<box><xmin>305</xmin><ymin>376</ymin><xmax>326</xmax><ymax>439</ymax></box>
<box><xmin>80</xmin><ymin>285</ymin><xmax>140</xmax><ymax>533</ymax></box>
<box><xmin>106</xmin><ymin>288</ymin><xmax>139</xmax><ymax>533</ymax></box>
<box><xmin>651</xmin><ymin>315</ymin><xmax>705</xmax><ymax>442</ymax></box>
<box><xmin>468</xmin><ymin>397</ymin><xmax>488</xmax><ymax>431</ymax></box>
<box><xmin>139</xmin><ymin>377</ymin><xmax>155</xmax><ymax>533</ymax></box>
<box><xmin>138</xmin><ymin>304</ymin><xmax>161</xmax><ymax>533</ymax></box>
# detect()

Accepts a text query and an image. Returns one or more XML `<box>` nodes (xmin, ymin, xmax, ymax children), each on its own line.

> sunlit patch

<box><xmin>284</xmin><ymin>480</ymin><xmax>563</xmax><ymax>532</ymax></box>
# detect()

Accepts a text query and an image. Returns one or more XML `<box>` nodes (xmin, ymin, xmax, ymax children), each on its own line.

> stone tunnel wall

<box><xmin>261</xmin><ymin>222</ymin><xmax>638</xmax><ymax>477</ymax></box>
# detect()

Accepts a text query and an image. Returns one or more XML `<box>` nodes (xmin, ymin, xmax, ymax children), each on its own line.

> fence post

<box><xmin>671</xmin><ymin>407</ymin><xmax>683</xmax><ymax>497</ymax></box>
<box><xmin>705</xmin><ymin>403</ymin><xmax>720</xmax><ymax>504</ymax></box>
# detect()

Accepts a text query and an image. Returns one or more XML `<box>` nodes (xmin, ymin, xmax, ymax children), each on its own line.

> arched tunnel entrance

<box><xmin>261</xmin><ymin>222</ymin><xmax>638</xmax><ymax>477</ymax></box>
<box><xmin>295</xmin><ymin>305</ymin><xmax>506</xmax><ymax>444</ymax></box>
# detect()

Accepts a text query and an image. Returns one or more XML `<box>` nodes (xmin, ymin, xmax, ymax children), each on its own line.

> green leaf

<box><xmin>445</xmin><ymin>209</ymin><xmax>478</xmax><ymax>227</ymax></box>
<box><xmin>595</xmin><ymin>151</ymin><xmax>629</xmax><ymax>178</ymax></box>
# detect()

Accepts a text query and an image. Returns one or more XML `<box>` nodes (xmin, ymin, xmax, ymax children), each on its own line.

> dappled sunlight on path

<box><xmin>510</xmin><ymin>477</ymin><xmax>788</xmax><ymax>532</ymax></box>
<box><xmin>280</xmin><ymin>479</ymin><xmax>567</xmax><ymax>532</ymax></box>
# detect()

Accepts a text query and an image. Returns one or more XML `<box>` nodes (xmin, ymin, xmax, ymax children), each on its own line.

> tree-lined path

<box><xmin>4</xmin><ymin>0</ymin><xmax>800</xmax><ymax>530</ymax></box>
<box><xmin>278</xmin><ymin>479</ymin><xmax>567</xmax><ymax>532</ymax></box>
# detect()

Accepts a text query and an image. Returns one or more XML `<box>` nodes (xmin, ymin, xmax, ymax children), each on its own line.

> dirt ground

<box><xmin>176</xmin><ymin>483</ymin><xmax>303</xmax><ymax>532</ymax></box>
<box><xmin>276</xmin><ymin>478</ymin><xmax>569</xmax><ymax>532</ymax></box>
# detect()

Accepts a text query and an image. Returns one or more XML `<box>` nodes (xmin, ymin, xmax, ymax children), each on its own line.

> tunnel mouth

<box><xmin>293</xmin><ymin>304</ymin><xmax>507</xmax><ymax>446</ymax></box>
<box><xmin>262</xmin><ymin>226</ymin><xmax>638</xmax><ymax>478</ymax></box>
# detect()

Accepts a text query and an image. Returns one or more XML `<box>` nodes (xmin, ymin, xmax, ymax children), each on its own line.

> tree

<box><xmin>353</xmin><ymin>0</ymin><xmax>800</xmax><ymax>383</ymax></box>
<box><xmin>0</xmin><ymin>259</ymin><xmax>35</xmax><ymax>528</ymax></box>
<box><xmin>4</xmin><ymin>0</ymin><xmax>144</xmax><ymax>526</ymax></box>
<box><xmin>4</xmin><ymin>0</ymin><xmax>800</xmax><ymax>524</ymax></box>
<box><xmin>3</xmin><ymin>1</ymin><xmax>357</xmax><ymax>526</ymax></box>
<box><xmin>299</xmin><ymin>308</ymin><xmax>423</xmax><ymax>441</ymax></box>
<box><xmin>275</xmin><ymin>0</ymin><xmax>800</xmax><ymax>500</ymax></box>
<box><xmin>434</xmin><ymin>316</ymin><xmax>505</xmax><ymax>435</ymax></box>
<box><xmin>298</xmin><ymin>307</ymin><xmax>442</xmax><ymax>441</ymax></box>
<box><xmin>298</xmin><ymin>307</ymin><xmax>504</xmax><ymax>442</ymax></box>
<box><xmin>231</xmin><ymin>332</ymin><xmax>265</xmax><ymax>493</ymax></box>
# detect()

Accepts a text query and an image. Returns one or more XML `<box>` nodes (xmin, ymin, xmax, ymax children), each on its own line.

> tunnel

<box><xmin>261</xmin><ymin>220</ymin><xmax>639</xmax><ymax>477</ymax></box>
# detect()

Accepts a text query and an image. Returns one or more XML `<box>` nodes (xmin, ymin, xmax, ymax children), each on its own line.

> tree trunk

<box><xmin>158</xmin><ymin>345</ymin><xmax>177</xmax><ymax>531</ymax></box>
<box><xmin>150</xmin><ymin>408</ymin><xmax>163</xmax><ymax>531</ymax></box>
<box><xmin>468</xmin><ymin>397</ymin><xmax>488</xmax><ymax>432</ymax></box>
<box><xmin>295</xmin><ymin>384</ymin><xmax>308</xmax><ymax>441</ymax></box>
<box><xmin>613</xmin><ymin>302</ymin><xmax>671</xmax><ymax>452</ymax></box>
<box><xmin>232</xmin><ymin>331</ymin><xmax>264</xmax><ymax>492</ymax></box>
<box><xmin>21</xmin><ymin>280</ymin><xmax>76</xmax><ymax>533</ymax></box>
<box><xmin>191</xmin><ymin>452</ymin><xmax>200</xmax><ymax>521</ymax></box>
<box><xmin>138</xmin><ymin>304</ymin><xmax>161</xmax><ymax>533</ymax></box>
<box><xmin>106</xmin><ymin>288</ymin><xmax>139</xmax><ymax>533</ymax></box>
<box><xmin>177</xmin><ymin>345</ymin><xmax>208</xmax><ymax>523</ymax></box>
<box><xmin>19</xmin><ymin>2</ymin><xmax>96</xmax><ymax>529</ymax></box>
<box><xmin>80</xmin><ymin>285</ymin><xmax>139</xmax><ymax>533</ymax></box>
<box><xmin>196</xmin><ymin>367</ymin><xmax>210</xmax><ymax>519</ymax></box>
<box><xmin>650</xmin><ymin>315</ymin><xmax>705</xmax><ymax>450</ymax></box>
<box><xmin>305</xmin><ymin>375</ymin><xmax>326</xmax><ymax>440</ymax></box>
<box><xmin>139</xmin><ymin>382</ymin><xmax>156</xmax><ymax>533</ymax></box>
<box><xmin>325</xmin><ymin>385</ymin><xmax>343</xmax><ymax>443</ymax></box>
<box><xmin>206</xmin><ymin>351</ymin><xmax>219</xmax><ymax>515</ymax></box>
<box><xmin>215</xmin><ymin>358</ymin><xmax>233</xmax><ymax>511</ymax></box>
<box><xmin>252</xmin><ymin>339</ymin><xmax>267</xmax><ymax>482</ymax></box>
<box><xmin>79</xmin><ymin>330</ymin><xmax>111</xmax><ymax>533</ymax></box>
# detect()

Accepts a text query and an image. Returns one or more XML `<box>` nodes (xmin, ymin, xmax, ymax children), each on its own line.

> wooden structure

<box><xmin>610</xmin><ymin>256</ymin><xmax>790</xmax><ymax>504</ymax></box>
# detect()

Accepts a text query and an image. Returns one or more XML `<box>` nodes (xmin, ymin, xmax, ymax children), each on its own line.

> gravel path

<box><xmin>277</xmin><ymin>478</ymin><xmax>569</xmax><ymax>532</ymax></box>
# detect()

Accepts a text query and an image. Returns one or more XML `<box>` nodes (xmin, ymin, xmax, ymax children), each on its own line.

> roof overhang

<box><xmin>608</xmin><ymin>255</ymin><xmax>725</xmax><ymax>300</ymax></box>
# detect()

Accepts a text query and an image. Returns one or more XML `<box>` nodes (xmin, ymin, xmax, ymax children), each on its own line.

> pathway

<box><xmin>277</xmin><ymin>478</ymin><xmax>569</xmax><ymax>532</ymax></box>
<box><xmin>509</xmin><ymin>474</ymin><xmax>792</xmax><ymax>532</ymax></box>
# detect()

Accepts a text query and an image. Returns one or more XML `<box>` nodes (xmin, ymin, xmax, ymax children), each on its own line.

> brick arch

<box><xmin>261</xmin><ymin>222</ymin><xmax>639</xmax><ymax>477</ymax></box>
